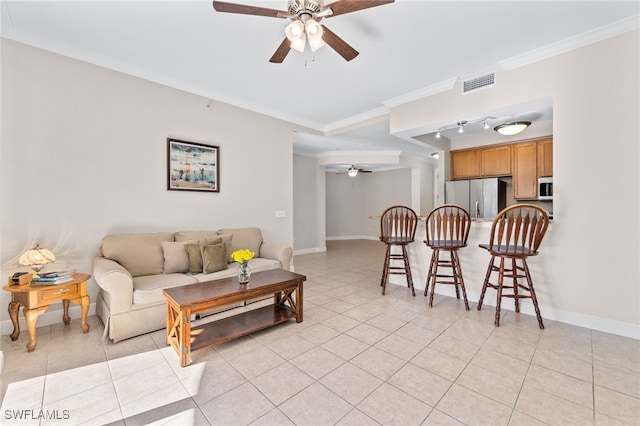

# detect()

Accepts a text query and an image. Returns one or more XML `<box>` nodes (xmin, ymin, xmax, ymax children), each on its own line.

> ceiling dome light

<box><xmin>348</xmin><ymin>166</ymin><xmax>358</xmax><ymax>177</ymax></box>
<box><xmin>494</xmin><ymin>121</ymin><xmax>532</xmax><ymax>136</ymax></box>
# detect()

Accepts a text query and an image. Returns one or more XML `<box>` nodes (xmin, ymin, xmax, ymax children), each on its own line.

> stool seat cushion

<box><xmin>479</xmin><ymin>243</ymin><xmax>538</xmax><ymax>257</ymax></box>
<box><xmin>380</xmin><ymin>236</ymin><xmax>414</xmax><ymax>244</ymax></box>
<box><xmin>426</xmin><ymin>240</ymin><xmax>467</xmax><ymax>249</ymax></box>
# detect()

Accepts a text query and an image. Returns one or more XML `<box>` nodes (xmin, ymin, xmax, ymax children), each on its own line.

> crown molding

<box><xmin>382</xmin><ymin>77</ymin><xmax>459</xmax><ymax>108</ymax></box>
<box><xmin>323</xmin><ymin>107</ymin><xmax>390</xmax><ymax>133</ymax></box>
<box><xmin>499</xmin><ymin>14</ymin><xmax>640</xmax><ymax>70</ymax></box>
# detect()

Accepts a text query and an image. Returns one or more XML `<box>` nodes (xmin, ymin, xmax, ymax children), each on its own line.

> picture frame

<box><xmin>167</xmin><ymin>138</ymin><xmax>219</xmax><ymax>192</ymax></box>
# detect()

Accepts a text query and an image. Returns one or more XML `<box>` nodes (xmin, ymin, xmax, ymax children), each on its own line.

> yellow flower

<box><xmin>231</xmin><ymin>249</ymin><xmax>255</xmax><ymax>263</ymax></box>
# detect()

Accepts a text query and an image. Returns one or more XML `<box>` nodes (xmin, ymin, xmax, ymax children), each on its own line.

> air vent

<box><xmin>462</xmin><ymin>72</ymin><xmax>496</xmax><ymax>93</ymax></box>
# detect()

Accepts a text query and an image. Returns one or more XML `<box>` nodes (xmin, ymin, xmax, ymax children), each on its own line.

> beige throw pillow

<box><xmin>201</xmin><ymin>243</ymin><xmax>229</xmax><ymax>274</ymax></box>
<box><xmin>207</xmin><ymin>233</ymin><xmax>233</xmax><ymax>263</ymax></box>
<box><xmin>162</xmin><ymin>240</ymin><xmax>197</xmax><ymax>274</ymax></box>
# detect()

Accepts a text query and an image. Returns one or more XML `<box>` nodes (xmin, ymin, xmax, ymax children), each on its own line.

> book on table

<box><xmin>31</xmin><ymin>270</ymin><xmax>75</xmax><ymax>285</ymax></box>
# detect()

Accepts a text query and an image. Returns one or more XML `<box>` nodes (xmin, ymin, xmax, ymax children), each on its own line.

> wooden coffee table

<box><xmin>163</xmin><ymin>268</ymin><xmax>305</xmax><ymax>367</ymax></box>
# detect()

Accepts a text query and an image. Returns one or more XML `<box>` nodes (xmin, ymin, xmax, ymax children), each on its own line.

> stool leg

<box><xmin>428</xmin><ymin>250</ymin><xmax>439</xmax><ymax>306</ymax></box>
<box><xmin>380</xmin><ymin>245</ymin><xmax>391</xmax><ymax>295</ymax></box>
<box><xmin>512</xmin><ymin>258</ymin><xmax>520</xmax><ymax>313</ymax></box>
<box><xmin>452</xmin><ymin>250</ymin><xmax>469</xmax><ymax>310</ymax></box>
<box><xmin>495</xmin><ymin>257</ymin><xmax>505</xmax><ymax>327</ymax></box>
<box><xmin>450</xmin><ymin>252</ymin><xmax>461</xmax><ymax>300</ymax></box>
<box><xmin>424</xmin><ymin>248</ymin><xmax>437</xmax><ymax>297</ymax></box>
<box><xmin>477</xmin><ymin>255</ymin><xmax>495</xmax><ymax>310</ymax></box>
<box><xmin>402</xmin><ymin>245</ymin><xmax>416</xmax><ymax>296</ymax></box>
<box><xmin>522</xmin><ymin>259</ymin><xmax>545</xmax><ymax>329</ymax></box>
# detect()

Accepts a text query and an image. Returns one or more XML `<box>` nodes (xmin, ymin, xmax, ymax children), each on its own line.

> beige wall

<box><xmin>292</xmin><ymin>154</ymin><xmax>324</xmax><ymax>252</ymax></box>
<box><xmin>390</xmin><ymin>31</ymin><xmax>640</xmax><ymax>328</ymax></box>
<box><xmin>0</xmin><ymin>40</ymin><xmax>297</xmax><ymax>327</ymax></box>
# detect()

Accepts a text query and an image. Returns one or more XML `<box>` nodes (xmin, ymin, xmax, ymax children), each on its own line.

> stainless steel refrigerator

<box><xmin>445</xmin><ymin>178</ymin><xmax>507</xmax><ymax>219</ymax></box>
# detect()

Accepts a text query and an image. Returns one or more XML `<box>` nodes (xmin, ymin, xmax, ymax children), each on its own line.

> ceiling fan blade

<box><xmin>321</xmin><ymin>25</ymin><xmax>359</xmax><ymax>61</ymax></box>
<box><xmin>212</xmin><ymin>1</ymin><xmax>286</xmax><ymax>18</ymax></box>
<box><xmin>326</xmin><ymin>0</ymin><xmax>394</xmax><ymax>17</ymax></box>
<box><xmin>269</xmin><ymin>38</ymin><xmax>291</xmax><ymax>63</ymax></box>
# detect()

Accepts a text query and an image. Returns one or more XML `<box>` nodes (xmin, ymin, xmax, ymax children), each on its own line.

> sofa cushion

<box><xmin>132</xmin><ymin>273</ymin><xmax>198</xmax><ymax>306</ymax></box>
<box><xmin>102</xmin><ymin>232</ymin><xmax>174</xmax><ymax>277</ymax></box>
<box><xmin>162</xmin><ymin>240</ymin><xmax>197</xmax><ymax>274</ymax></box>
<box><xmin>192</xmin><ymin>257</ymin><xmax>280</xmax><ymax>283</ymax></box>
<box><xmin>218</xmin><ymin>227</ymin><xmax>263</xmax><ymax>261</ymax></box>
<box><xmin>202</xmin><ymin>243</ymin><xmax>229</xmax><ymax>274</ymax></box>
<box><xmin>174</xmin><ymin>230</ymin><xmax>218</xmax><ymax>243</ymax></box>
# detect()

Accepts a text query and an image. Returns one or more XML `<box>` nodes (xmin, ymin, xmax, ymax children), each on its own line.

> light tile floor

<box><xmin>1</xmin><ymin>240</ymin><xmax>639</xmax><ymax>425</ymax></box>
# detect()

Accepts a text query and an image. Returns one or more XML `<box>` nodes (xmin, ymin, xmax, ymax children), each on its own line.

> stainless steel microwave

<box><xmin>538</xmin><ymin>177</ymin><xmax>553</xmax><ymax>201</ymax></box>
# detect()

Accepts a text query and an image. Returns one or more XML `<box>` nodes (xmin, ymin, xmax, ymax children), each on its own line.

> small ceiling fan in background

<box><xmin>211</xmin><ymin>0</ymin><xmax>394</xmax><ymax>63</ymax></box>
<box><xmin>337</xmin><ymin>165</ymin><xmax>372</xmax><ymax>177</ymax></box>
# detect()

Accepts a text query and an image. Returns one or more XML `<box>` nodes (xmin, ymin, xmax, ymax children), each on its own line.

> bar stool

<box><xmin>379</xmin><ymin>205</ymin><xmax>417</xmax><ymax>296</ymax></box>
<box><xmin>477</xmin><ymin>204</ymin><xmax>550</xmax><ymax>328</ymax></box>
<box><xmin>424</xmin><ymin>204</ymin><xmax>471</xmax><ymax>309</ymax></box>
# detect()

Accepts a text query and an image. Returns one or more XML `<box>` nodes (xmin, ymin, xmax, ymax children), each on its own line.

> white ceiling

<box><xmin>2</xmin><ymin>1</ymin><xmax>639</xmax><ymax>170</ymax></box>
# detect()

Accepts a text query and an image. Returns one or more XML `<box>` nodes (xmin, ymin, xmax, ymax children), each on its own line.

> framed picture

<box><xmin>167</xmin><ymin>138</ymin><xmax>219</xmax><ymax>192</ymax></box>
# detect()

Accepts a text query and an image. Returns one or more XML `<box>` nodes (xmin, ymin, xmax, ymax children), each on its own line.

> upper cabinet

<box><xmin>451</xmin><ymin>144</ymin><xmax>512</xmax><ymax>180</ymax></box>
<box><xmin>451</xmin><ymin>149</ymin><xmax>480</xmax><ymax>180</ymax></box>
<box><xmin>537</xmin><ymin>137</ymin><xmax>553</xmax><ymax>177</ymax></box>
<box><xmin>512</xmin><ymin>142</ymin><xmax>538</xmax><ymax>199</ymax></box>
<box><xmin>450</xmin><ymin>137</ymin><xmax>553</xmax><ymax>200</ymax></box>
<box><xmin>481</xmin><ymin>145</ymin><xmax>512</xmax><ymax>177</ymax></box>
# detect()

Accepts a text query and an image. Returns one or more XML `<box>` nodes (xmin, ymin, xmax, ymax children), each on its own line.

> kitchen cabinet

<box><xmin>481</xmin><ymin>145</ymin><xmax>512</xmax><ymax>177</ymax></box>
<box><xmin>450</xmin><ymin>138</ymin><xmax>553</xmax><ymax>200</ymax></box>
<box><xmin>451</xmin><ymin>149</ymin><xmax>480</xmax><ymax>179</ymax></box>
<box><xmin>537</xmin><ymin>138</ymin><xmax>553</xmax><ymax>177</ymax></box>
<box><xmin>513</xmin><ymin>142</ymin><xmax>538</xmax><ymax>200</ymax></box>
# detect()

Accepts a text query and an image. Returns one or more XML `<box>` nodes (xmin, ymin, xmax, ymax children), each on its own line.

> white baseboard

<box><xmin>293</xmin><ymin>247</ymin><xmax>327</xmax><ymax>256</ymax></box>
<box><xmin>416</xmin><ymin>284</ymin><xmax>640</xmax><ymax>340</ymax></box>
<box><xmin>1</xmin><ymin>303</ymin><xmax>97</xmax><ymax>336</ymax></box>
<box><xmin>326</xmin><ymin>235</ymin><xmax>378</xmax><ymax>241</ymax></box>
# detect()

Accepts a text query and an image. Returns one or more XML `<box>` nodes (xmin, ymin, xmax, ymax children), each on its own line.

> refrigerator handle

<box><xmin>475</xmin><ymin>201</ymin><xmax>480</xmax><ymax>219</ymax></box>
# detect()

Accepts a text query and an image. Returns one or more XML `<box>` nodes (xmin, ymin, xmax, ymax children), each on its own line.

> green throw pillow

<box><xmin>184</xmin><ymin>239</ymin><xmax>221</xmax><ymax>274</ymax></box>
<box><xmin>201</xmin><ymin>243</ymin><xmax>229</xmax><ymax>274</ymax></box>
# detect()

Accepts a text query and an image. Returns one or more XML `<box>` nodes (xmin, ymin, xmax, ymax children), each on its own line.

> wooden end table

<box><xmin>3</xmin><ymin>272</ymin><xmax>91</xmax><ymax>352</ymax></box>
<box><xmin>164</xmin><ymin>269</ymin><xmax>305</xmax><ymax>367</ymax></box>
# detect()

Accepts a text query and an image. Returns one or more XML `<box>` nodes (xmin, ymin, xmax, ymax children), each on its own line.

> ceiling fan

<box><xmin>211</xmin><ymin>0</ymin><xmax>395</xmax><ymax>63</ymax></box>
<box><xmin>337</xmin><ymin>165</ymin><xmax>373</xmax><ymax>176</ymax></box>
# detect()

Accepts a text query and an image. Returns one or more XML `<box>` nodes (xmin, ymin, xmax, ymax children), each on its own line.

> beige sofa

<box><xmin>93</xmin><ymin>227</ymin><xmax>292</xmax><ymax>342</ymax></box>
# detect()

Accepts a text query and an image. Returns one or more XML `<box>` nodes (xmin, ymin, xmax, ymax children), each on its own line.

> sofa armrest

<box><xmin>260</xmin><ymin>242</ymin><xmax>293</xmax><ymax>271</ymax></box>
<box><xmin>92</xmin><ymin>256</ymin><xmax>134</xmax><ymax>315</ymax></box>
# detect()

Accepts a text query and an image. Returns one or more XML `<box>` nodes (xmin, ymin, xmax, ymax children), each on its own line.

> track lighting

<box><xmin>433</xmin><ymin>115</ymin><xmax>531</xmax><ymax>138</ymax></box>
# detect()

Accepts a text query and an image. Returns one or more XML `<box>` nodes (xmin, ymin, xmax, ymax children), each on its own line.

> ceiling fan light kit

<box><xmin>212</xmin><ymin>0</ymin><xmax>395</xmax><ymax>63</ymax></box>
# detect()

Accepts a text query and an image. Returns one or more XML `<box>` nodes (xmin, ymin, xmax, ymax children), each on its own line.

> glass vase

<box><xmin>238</xmin><ymin>262</ymin><xmax>251</xmax><ymax>284</ymax></box>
